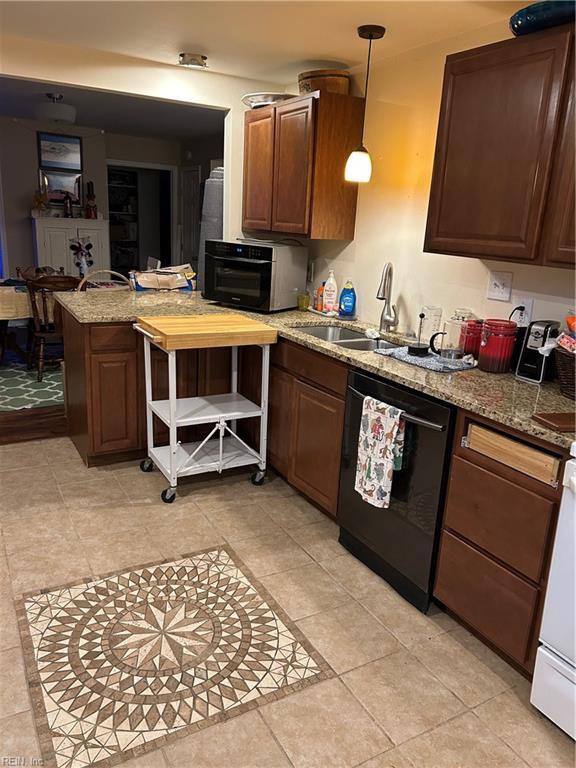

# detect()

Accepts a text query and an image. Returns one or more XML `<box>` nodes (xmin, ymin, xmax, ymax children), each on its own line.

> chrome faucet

<box><xmin>376</xmin><ymin>262</ymin><xmax>398</xmax><ymax>334</ymax></box>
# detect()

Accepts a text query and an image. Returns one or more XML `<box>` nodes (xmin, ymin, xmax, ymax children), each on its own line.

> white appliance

<box><xmin>530</xmin><ymin>441</ymin><xmax>576</xmax><ymax>739</ymax></box>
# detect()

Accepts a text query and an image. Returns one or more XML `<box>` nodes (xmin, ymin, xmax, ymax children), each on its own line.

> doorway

<box><xmin>107</xmin><ymin>163</ymin><xmax>175</xmax><ymax>274</ymax></box>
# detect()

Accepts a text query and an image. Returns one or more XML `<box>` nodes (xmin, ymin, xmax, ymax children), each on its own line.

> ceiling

<box><xmin>0</xmin><ymin>1</ymin><xmax>519</xmax><ymax>84</ymax></box>
<box><xmin>0</xmin><ymin>77</ymin><xmax>226</xmax><ymax>139</ymax></box>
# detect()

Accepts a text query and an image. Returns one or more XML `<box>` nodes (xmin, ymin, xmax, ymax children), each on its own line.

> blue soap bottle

<box><xmin>338</xmin><ymin>280</ymin><xmax>356</xmax><ymax>318</ymax></box>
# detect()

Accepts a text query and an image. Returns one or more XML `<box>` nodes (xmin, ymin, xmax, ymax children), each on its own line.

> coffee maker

<box><xmin>515</xmin><ymin>320</ymin><xmax>560</xmax><ymax>383</ymax></box>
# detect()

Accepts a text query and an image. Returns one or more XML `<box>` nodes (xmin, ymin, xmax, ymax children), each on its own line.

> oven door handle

<box><xmin>348</xmin><ymin>386</ymin><xmax>445</xmax><ymax>432</ymax></box>
<box><xmin>209</xmin><ymin>255</ymin><xmax>270</xmax><ymax>266</ymax></box>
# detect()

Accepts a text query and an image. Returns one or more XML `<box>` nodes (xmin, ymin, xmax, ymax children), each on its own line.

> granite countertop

<box><xmin>54</xmin><ymin>290</ymin><xmax>575</xmax><ymax>450</ymax></box>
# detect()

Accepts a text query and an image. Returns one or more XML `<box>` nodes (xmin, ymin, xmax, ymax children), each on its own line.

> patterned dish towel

<box><xmin>355</xmin><ymin>396</ymin><xmax>405</xmax><ymax>508</ymax></box>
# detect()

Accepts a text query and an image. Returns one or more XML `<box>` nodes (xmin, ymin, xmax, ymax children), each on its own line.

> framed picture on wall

<box><xmin>39</xmin><ymin>169</ymin><xmax>82</xmax><ymax>205</ymax></box>
<box><xmin>37</xmin><ymin>132</ymin><xmax>83</xmax><ymax>171</ymax></box>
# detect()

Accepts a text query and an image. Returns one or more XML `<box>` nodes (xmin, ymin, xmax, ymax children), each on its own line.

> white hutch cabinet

<box><xmin>32</xmin><ymin>218</ymin><xmax>110</xmax><ymax>275</ymax></box>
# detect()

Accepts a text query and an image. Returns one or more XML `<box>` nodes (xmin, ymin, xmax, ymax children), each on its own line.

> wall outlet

<box><xmin>486</xmin><ymin>271</ymin><xmax>513</xmax><ymax>301</ymax></box>
<box><xmin>511</xmin><ymin>294</ymin><xmax>533</xmax><ymax>327</ymax></box>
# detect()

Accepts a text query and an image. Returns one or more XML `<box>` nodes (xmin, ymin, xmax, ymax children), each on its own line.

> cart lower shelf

<box><xmin>149</xmin><ymin>436</ymin><xmax>259</xmax><ymax>479</ymax></box>
<box><xmin>149</xmin><ymin>392</ymin><xmax>262</xmax><ymax>428</ymax></box>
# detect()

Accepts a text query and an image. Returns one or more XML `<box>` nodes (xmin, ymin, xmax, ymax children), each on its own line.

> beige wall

<box><xmin>311</xmin><ymin>21</ymin><xmax>575</xmax><ymax>332</ymax></box>
<box><xmin>106</xmin><ymin>133</ymin><xmax>181</xmax><ymax>167</ymax></box>
<box><xmin>0</xmin><ymin>118</ymin><xmax>109</xmax><ymax>273</ymax></box>
<box><xmin>182</xmin><ymin>134</ymin><xmax>225</xmax><ymax>182</ymax></box>
<box><xmin>0</xmin><ymin>34</ymin><xmax>280</xmax><ymax>276</ymax></box>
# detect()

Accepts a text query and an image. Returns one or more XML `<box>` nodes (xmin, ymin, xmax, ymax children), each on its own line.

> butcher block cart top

<box><xmin>136</xmin><ymin>313</ymin><xmax>278</xmax><ymax>350</ymax></box>
<box><xmin>134</xmin><ymin>313</ymin><xmax>278</xmax><ymax>503</ymax></box>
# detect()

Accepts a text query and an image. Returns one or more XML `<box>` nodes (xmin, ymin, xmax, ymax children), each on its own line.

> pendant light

<box><xmin>345</xmin><ymin>24</ymin><xmax>386</xmax><ymax>183</ymax></box>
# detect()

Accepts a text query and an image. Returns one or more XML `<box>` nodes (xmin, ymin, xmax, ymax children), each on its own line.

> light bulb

<box><xmin>344</xmin><ymin>147</ymin><xmax>372</xmax><ymax>183</ymax></box>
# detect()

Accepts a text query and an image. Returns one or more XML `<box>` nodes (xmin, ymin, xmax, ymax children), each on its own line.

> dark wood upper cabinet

<box><xmin>540</xmin><ymin>61</ymin><xmax>575</xmax><ymax>267</ymax></box>
<box><xmin>425</xmin><ymin>26</ymin><xmax>573</xmax><ymax>265</ymax></box>
<box><xmin>242</xmin><ymin>92</ymin><xmax>364</xmax><ymax>240</ymax></box>
<box><xmin>271</xmin><ymin>98</ymin><xmax>315</xmax><ymax>234</ymax></box>
<box><xmin>242</xmin><ymin>106</ymin><xmax>275</xmax><ymax>230</ymax></box>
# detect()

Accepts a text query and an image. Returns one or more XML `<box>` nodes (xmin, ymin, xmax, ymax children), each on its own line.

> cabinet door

<box><xmin>78</xmin><ymin>226</ymin><xmax>110</xmax><ymax>272</ymax></box>
<box><xmin>434</xmin><ymin>531</ymin><xmax>539</xmax><ymax>666</ymax></box>
<box><xmin>289</xmin><ymin>379</ymin><xmax>344</xmax><ymax>515</ymax></box>
<box><xmin>424</xmin><ymin>27</ymin><xmax>572</xmax><ymax>262</ymax></box>
<box><xmin>43</xmin><ymin>226</ymin><xmax>72</xmax><ymax>272</ymax></box>
<box><xmin>272</xmin><ymin>98</ymin><xmax>315</xmax><ymax>234</ymax></box>
<box><xmin>90</xmin><ymin>351</ymin><xmax>140</xmax><ymax>453</ymax></box>
<box><xmin>242</xmin><ymin>106</ymin><xmax>275</xmax><ymax>230</ymax></box>
<box><xmin>268</xmin><ymin>366</ymin><xmax>293</xmax><ymax>477</ymax></box>
<box><xmin>540</xmin><ymin>65</ymin><xmax>575</xmax><ymax>268</ymax></box>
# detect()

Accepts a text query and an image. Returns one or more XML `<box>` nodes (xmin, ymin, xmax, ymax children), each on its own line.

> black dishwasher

<box><xmin>338</xmin><ymin>370</ymin><xmax>454</xmax><ymax>612</ymax></box>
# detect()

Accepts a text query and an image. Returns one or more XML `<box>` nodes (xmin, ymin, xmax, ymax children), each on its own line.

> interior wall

<box><xmin>0</xmin><ymin>117</ymin><xmax>109</xmax><ymax>274</ymax></box>
<box><xmin>182</xmin><ymin>133</ymin><xmax>225</xmax><ymax>181</ymax></box>
<box><xmin>105</xmin><ymin>133</ymin><xmax>181</xmax><ymax>166</ymax></box>
<box><xmin>0</xmin><ymin>33</ymin><xmax>280</xmax><ymax>276</ymax></box>
<box><xmin>310</xmin><ymin>21</ymin><xmax>575</xmax><ymax>332</ymax></box>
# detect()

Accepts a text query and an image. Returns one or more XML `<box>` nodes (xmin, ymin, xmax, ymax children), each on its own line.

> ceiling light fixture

<box><xmin>178</xmin><ymin>53</ymin><xmax>208</xmax><ymax>69</ymax></box>
<box><xmin>345</xmin><ymin>24</ymin><xmax>386</xmax><ymax>184</ymax></box>
<box><xmin>35</xmin><ymin>93</ymin><xmax>77</xmax><ymax>124</ymax></box>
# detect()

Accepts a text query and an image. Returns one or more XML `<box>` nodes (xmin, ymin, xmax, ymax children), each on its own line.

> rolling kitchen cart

<box><xmin>134</xmin><ymin>314</ymin><xmax>278</xmax><ymax>503</ymax></box>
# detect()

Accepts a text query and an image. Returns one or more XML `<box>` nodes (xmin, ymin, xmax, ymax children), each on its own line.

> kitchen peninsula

<box><xmin>55</xmin><ymin>289</ymin><xmax>574</xmax><ymax>463</ymax></box>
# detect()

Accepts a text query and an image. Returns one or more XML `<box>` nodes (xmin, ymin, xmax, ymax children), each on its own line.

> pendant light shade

<box><xmin>344</xmin><ymin>145</ymin><xmax>372</xmax><ymax>182</ymax></box>
<box><xmin>345</xmin><ymin>24</ymin><xmax>385</xmax><ymax>183</ymax></box>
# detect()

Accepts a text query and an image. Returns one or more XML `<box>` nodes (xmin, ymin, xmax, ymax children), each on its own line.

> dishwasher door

<box><xmin>337</xmin><ymin>370</ymin><xmax>454</xmax><ymax>611</ymax></box>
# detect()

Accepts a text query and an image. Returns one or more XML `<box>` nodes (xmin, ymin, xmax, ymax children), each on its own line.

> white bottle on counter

<box><xmin>323</xmin><ymin>270</ymin><xmax>338</xmax><ymax>313</ymax></box>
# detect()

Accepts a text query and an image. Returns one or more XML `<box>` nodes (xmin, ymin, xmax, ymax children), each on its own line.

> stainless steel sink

<box><xmin>296</xmin><ymin>325</ymin><xmax>366</xmax><ymax>342</ymax></box>
<box><xmin>336</xmin><ymin>338</ymin><xmax>401</xmax><ymax>351</ymax></box>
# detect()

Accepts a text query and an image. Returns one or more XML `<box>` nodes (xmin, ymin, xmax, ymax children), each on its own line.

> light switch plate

<box><xmin>486</xmin><ymin>271</ymin><xmax>513</xmax><ymax>301</ymax></box>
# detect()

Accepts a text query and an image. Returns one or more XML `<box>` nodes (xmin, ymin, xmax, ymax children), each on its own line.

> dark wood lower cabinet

<box><xmin>288</xmin><ymin>379</ymin><xmax>344</xmax><ymax>516</ymax></box>
<box><xmin>62</xmin><ymin>311</ymin><xmax>232</xmax><ymax>465</ymax></box>
<box><xmin>267</xmin><ymin>366</ymin><xmax>293</xmax><ymax>477</ymax></box>
<box><xmin>435</xmin><ymin>531</ymin><xmax>539</xmax><ymax>665</ymax></box>
<box><xmin>434</xmin><ymin>411</ymin><xmax>565</xmax><ymax>674</ymax></box>
<box><xmin>90</xmin><ymin>352</ymin><xmax>140</xmax><ymax>453</ymax></box>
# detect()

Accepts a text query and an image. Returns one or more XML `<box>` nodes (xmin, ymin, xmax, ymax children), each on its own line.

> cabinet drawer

<box><xmin>273</xmin><ymin>340</ymin><xmax>347</xmax><ymax>397</ymax></box>
<box><xmin>90</xmin><ymin>324</ymin><xmax>137</xmax><ymax>352</ymax></box>
<box><xmin>434</xmin><ymin>531</ymin><xmax>538</xmax><ymax>664</ymax></box>
<box><xmin>465</xmin><ymin>423</ymin><xmax>560</xmax><ymax>486</ymax></box>
<box><xmin>445</xmin><ymin>456</ymin><xmax>554</xmax><ymax>582</ymax></box>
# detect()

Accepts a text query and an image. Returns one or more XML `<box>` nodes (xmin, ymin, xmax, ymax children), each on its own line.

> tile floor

<box><xmin>0</xmin><ymin>436</ymin><xmax>574</xmax><ymax>768</ymax></box>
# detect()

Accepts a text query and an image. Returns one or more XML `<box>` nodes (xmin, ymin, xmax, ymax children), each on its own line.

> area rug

<box><xmin>0</xmin><ymin>359</ymin><xmax>63</xmax><ymax>411</ymax></box>
<box><xmin>17</xmin><ymin>545</ymin><xmax>333</xmax><ymax>768</ymax></box>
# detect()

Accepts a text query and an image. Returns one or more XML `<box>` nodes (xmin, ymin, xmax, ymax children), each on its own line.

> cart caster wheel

<box><xmin>140</xmin><ymin>458</ymin><xmax>154</xmax><ymax>473</ymax></box>
<box><xmin>161</xmin><ymin>488</ymin><xmax>177</xmax><ymax>504</ymax></box>
<box><xmin>251</xmin><ymin>470</ymin><xmax>266</xmax><ymax>486</ymax></box>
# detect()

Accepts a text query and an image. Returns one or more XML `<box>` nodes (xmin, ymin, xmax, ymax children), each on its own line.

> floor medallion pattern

<box><xmin>17</xmin><ymin>546</ymin><xmax>332</xmax><ymax>768</ymax></box>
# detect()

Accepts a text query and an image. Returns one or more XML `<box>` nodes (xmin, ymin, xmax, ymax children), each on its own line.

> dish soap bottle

<box><xmin>338</xmin><ymin>280</ymin><xmax>356</xmax><ymax>318</ymax></box>
<box><xmin>323</xmin><ymin>270</ymin><xmax>338</xmax><ymax>313</ymax></box>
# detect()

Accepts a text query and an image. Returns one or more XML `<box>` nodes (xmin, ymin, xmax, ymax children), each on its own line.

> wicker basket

<box><xmin>555</xmin><ymin>345</ymin><xmax>576</xmax><ymax>400</ymax></box>
<box><xmin>298</xmin><ymin>69</ymin><xmax>350</xmax><ymax>95</ymax></box>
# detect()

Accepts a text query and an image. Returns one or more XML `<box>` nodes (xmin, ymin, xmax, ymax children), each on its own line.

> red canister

<box><xmin>478</xmin><ymin>319</ymin><xmax>517</xmax><ymax>373</ymax></box>
<box><xmin>461</xmin><ymin>319</ymin><xmax>483</xmax><ymax>358</ymax></box>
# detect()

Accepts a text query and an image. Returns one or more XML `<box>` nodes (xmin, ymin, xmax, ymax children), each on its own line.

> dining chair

<box><xmin>26</xmin><ymin>275</ymin><xmax>84</xmax><ymax>382</ymax></box>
